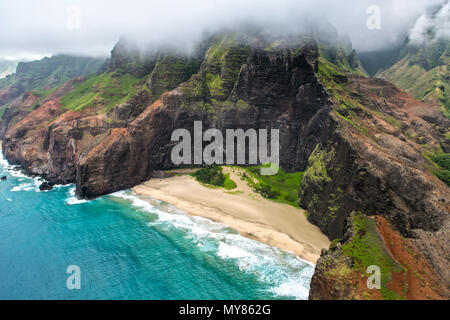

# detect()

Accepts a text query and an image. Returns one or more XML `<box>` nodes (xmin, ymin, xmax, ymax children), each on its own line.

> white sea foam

<box><xmin>217</xmin><ymin>241</ymin><xmax>254</xmax><ymax>259</ymax></box>
<box><xmin>53</xmin><ymin>184</ymin><xmax>71</xmax><ymax>189</ymax></box>
<box><xmin>110</xmin><ymin>190</ymin><xmax>314</xmax><ymax>300</ymax></box>
<box><xmin>0</xmin><ymin>157</ymin><xmax>8</xmax><ymax>167</ymax></box>
<box><xmin>0</xmin><ymin>150</ymin><xmax>50</xmax><ymax>193</ymax></box>
<box><xmin>269</xmin><ymin>276</ymin><xmax>312</xmax><ymax>299</ymax></box>
<box><xmin>65</xmin><ymin>187</ymin><xmax>89</xmax><ymax>205</ymax></box>
<box><xmin>11</xmin><ymin>183</ymin><xmax>34</xmax><ymax>192</ymax></box>
<box><xmin>1</xmin><ymin>148</ymin><xmax>313</xmax><ymax>298</ymax></box>
<box><xmin>8</xmin><ymin>175</ymin><xmax>47</xmax><ymax>192</ymax></box>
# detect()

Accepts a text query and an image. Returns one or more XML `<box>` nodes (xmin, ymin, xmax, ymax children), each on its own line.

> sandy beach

<box><xmin>133</xmin><ymin>167</ymin><xmax>330</xmax><ymax>264</ymax></box>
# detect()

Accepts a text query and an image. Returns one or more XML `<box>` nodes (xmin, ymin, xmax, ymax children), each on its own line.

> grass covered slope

<box><xmin>307</xmin><ymin>46</ymin><xmax>449</xmax><ymax>299</ymax></box>
<box><xmin>60</xmin><ymin>71</ymin><xmax>146</xmax><ymax>112</ymax></box>
<box><xmin>0</xmin><ymin>55</ymin><xmax>104</xmax><ymax>94</ymax></box>
<box><xmin>341</xmin><ymin>213</ymin><xmax>404</xmax><ymax>300</ymax></box>
<box><xmin>0</xmin><ymin>54</ymin><xmax>105</xmax><ymax>129</ymax></box>
<box><xmin>378</xmin><ymin>41</ymin><xmax>450</xmax><ymax>117</ymax></box>
<box><xmin>310</xmin><ymin>213</ymin><xmax>445</xmax><ymax>300</ymax></box>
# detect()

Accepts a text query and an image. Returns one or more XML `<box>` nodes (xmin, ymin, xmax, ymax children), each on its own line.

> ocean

<box><xmin>0</xmin><ymin>151</ymin><xmax>314</xmax><ymax>300</ymax></box>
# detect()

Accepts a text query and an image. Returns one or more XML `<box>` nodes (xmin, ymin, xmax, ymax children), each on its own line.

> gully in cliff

<box><xmin>171</xmin><ymin>121</ymin><xmax>280</xmax><ymax>175</ymax></box>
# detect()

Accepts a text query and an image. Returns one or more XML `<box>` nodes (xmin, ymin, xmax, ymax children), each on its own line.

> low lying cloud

<box><xmin>409</xmin><ymin>0</ymin><xmax>450</xmax><ymax>44</ymax></box>
<box><xmin>0</xmin><ymin>0</ymin><xmax>446</xmax><ymax>59</ymax></box>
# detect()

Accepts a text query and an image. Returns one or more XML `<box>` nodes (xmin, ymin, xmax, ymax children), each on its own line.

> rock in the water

<box><xmin>39</xmin><ymin>182</ymin><xmax>54</xmax><ymax>191</ymax></box>
<box><xmin>1</xmin><ymin>176</ymin><xmax>6</xmax><ymax>180</ymax></box>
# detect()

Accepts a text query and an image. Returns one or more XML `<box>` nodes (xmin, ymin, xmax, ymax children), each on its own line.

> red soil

<box><xmin>375</xmin><ymin>216</ymin><xmax>446</xmax><ymax>300</ymax></box>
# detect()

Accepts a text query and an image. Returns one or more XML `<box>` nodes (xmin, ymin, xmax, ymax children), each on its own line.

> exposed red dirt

<box><xmin>375</xmin><ymin>216</ymin><xmax>446</xmax><ymax>300</ymax></box>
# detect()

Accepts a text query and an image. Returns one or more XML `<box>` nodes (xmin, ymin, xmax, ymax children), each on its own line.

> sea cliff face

<box><xmin>0</xmin><ymin>55</ymin><xmax>104</xmax><ymax>137</ymax></box>
<box><xmin>303</xmin><ymin>71</ymin><xmax>449</xmax><ymax>299</ymax></box>
<box><xmin>1</xmin><ymin>31</ymin><xmax>449</xmax><ymax>299</ymax></box>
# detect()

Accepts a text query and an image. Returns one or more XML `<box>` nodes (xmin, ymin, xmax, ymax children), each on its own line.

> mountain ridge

<box><xmin>1</xmin><ymin>29</ymin><xmax>448</xmax><ymax>300</ymax></box>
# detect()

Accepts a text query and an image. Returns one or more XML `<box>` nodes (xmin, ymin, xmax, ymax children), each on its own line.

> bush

<box><xmin>435</xmin><ymin>169</ymin><xmax>450</xmax><ymax>187</ymax></box>
<box><xmin>431</xmin><ymin>153</ymin><xmax>450</xmax><ymax>170</ymax></box>
<box><xmin>430</xmin><ymin>153</ymin><xmax>450</xmax><ymax>186</ymax></box>
<box><xmin>192</xmin><ymin>166</ymin><xmax>236</xmax><ymax>190</ymax></box>
<box><xmin>240</xmin><ymin>164</ymin><xmax>304</xmax><ymax>206</ymax></box>
<box><xmin>193</xmin><ymin>165</ymin><xmax>224</xmax><ymax>186</ymax></box>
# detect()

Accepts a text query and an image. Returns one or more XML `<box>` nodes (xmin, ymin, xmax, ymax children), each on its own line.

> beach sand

<box><xmin>133</xmin><ymin>167</ymin><xmax>330</xmax><ymax>264</ymax></box>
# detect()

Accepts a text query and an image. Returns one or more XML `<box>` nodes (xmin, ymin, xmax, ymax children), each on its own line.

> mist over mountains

<box><xmin>409</xmin><ymin>0</ymin><xmax>450</xmax><ymax>44</ymax></box>
<box><xmin>0</xmin><ymin>60</ymin><xmax>18</xmax><ymax>79</ymax></box>
<box><xmin>0</xmin><ymin>0</ymin><xmax>447</xmax><ymax>59</ymax></box>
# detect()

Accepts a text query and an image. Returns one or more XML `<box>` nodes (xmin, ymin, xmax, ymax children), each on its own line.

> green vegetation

<box><xmin>428</xmin><ymin>153</ymin><xmax>450</xmax><ymax>186</ymax></box>
<box><xmin>60</xmin><ymin>72</ymin><xmax>145</xmax><ymax>112</ymax></box>
<box><xmin>205</xmin><ymin>73</ymin><xmax>225</xmax><ymax>99</ymax></box>
<box><xmin>431</xmin><ymin>153</ymin><xmax>450</xmax><ymax>170</ymax></box>
<box><xmin>203</xmin><ymin>33</ymin><xmax>250</xmax><ymax>101</ymax></box>
<box><xmin>342</xmin><ymin>212</ymin><xmax>405</xmax><ymax>300</ymax></box>
<box><xmin>0</xmin><ymin>104</ymin><xmax>7</xmax><ymax>120</ymax></box>
<box><xmin>149</xmin><ymin>54</ymin><xmax>201</xmax><ymax>99</ymax></box>
<box><xmin>30</xmin><ymin>87</ymin><xmax>56</xmax><ymax>98</ymax></box>
<box><xmin>318</xmin><ymin>44</ymin><xmax>367</xmax><ymax>77</ymax></box>
<box><xmin>236</xmin><ymin>163</ymin><xmax>304</xmax><ymax>207</ymax></box>
<box><xmin>317</xmin><ymin>57</ymin><xmax>348</xmax><ymax>90</ymax></box>
<box><xmin>223</xmin><ymin>173</ymin><xmax>238</xmax><ymax>190</ymax></box>
<box><xmin>378</xmin><ymin>41</ymin><xmax>450</xmax><ymax>118</ymax></box>
<box><xmin>302</xmin><ymin>145</ymin><xmax>333</xmax><ymax>189</ymax></box>
<box><xmin>192</xmin><ymin>165</ymin><xmax>237</xmax><ymax>190</ymax></box>
<box><xmin>318</xmin><ymin>58</ymin><xmax>375</xmax><ymax>138</ymax></box>
<box><xmin>0</xmin><ymin>54</ymin><xmax>104</xmax><ymax>92</ymax></box>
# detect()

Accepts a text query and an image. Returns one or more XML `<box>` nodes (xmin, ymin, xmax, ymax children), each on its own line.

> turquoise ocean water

<box><xmin>0</xmin><ymin>151</ymin><xmax>314</xmax><ymax>300</ymax></box>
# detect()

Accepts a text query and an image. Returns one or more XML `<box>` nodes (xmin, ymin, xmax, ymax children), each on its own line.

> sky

<box><xmin>0</xmin><ymin>0</ymin><xmax>447</xmax><ymax>60</ymax></box>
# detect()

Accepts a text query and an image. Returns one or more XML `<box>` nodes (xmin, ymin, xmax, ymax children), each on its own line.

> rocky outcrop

<box><xmin>309</xmin><ymin>213</ymin><xmax>447</xmax><ymax>300</ymax></box>
<box><xmin>0</xmin><ymin>55</ymin><xmax>104</xmax><ymax>138</ymax></box>
<box><xmin>2</xmin><ymin>33</ymin><xmax>329</xmax><ymax>199</ymax></box>
<box><xmin>302</xmin><ymin>73</ymin><xmax>449</xmax><ymax>299</ymax></box>
<box><xmin>1</xmin><ymin>30</ymin><xmax>448</xmax><ymax>299</ymax></box>
<box><xmin>75</xmin><ymin>34</ymin><xmax>328</xmax><ymax>198</ymax></box>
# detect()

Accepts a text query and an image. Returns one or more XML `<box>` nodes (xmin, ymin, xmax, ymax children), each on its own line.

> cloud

<box><xmin>409</xmin><ymin>0</ymin><xmax>450</xmax><ymax>43</ymax></box>
<box><xmin>0</xmin><ymin>0</ymin><xmax>447</xmax><ymax>59</ymax></box>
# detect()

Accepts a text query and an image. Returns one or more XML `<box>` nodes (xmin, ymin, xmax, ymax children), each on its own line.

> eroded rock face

<box><xmin>75</xmin><ymin>37</ymin><xmax>329</xmax><ymax>198</ymax></box>
<box><xmin>309</xmin><ymin>214</ymin><xmax>448</xmax><ymax>300</ymax></box>
<box><xmin>301</xmin><ymin>75</ymin><xmax>450</xmax><ymax>299</ymax></box>
<box><xmin>1</xmin><ymin>31</ymin><xmax>448</xmax><ymax>299</ymax></box>
<box><xmin>0</xmin><ymin>55</ymin><xmax>104</xmax><ymax>138</ymax></box>
<box><xmin>2</xmin><ymin>33</ymin><xmax>328</xmax><ymax>199</ymax></box>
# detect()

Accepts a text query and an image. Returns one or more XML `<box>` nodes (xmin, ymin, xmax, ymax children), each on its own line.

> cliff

<box><xmin>0</xmin><ymin>54</ymin><xmax>105</xmax><ymax>136</ymax></box>
<box><xmin>359</xmin><ymin>1</ymin><xmax>450</xmax><ymax>118</ymax></box>
<box><xmin>377</xmin><ymin>39</ymin><xmax>449</xmax><ymax>118</ymax></box>
<box><xmin>1</xmin><ymin>30</ymin><xmax>449</xmax><ymax>299</ymax></box>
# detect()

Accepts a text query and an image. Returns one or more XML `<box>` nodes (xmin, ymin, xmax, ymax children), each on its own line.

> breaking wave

<box><xmin>110</xmin><ymin>190</ymin><xmax>314</xmax><ymax>300</ymax></box>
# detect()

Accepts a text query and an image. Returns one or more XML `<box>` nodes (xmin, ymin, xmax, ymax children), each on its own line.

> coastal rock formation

<box><xmin>309</xmin><ymin>213</ymin><xmax>447</xmax><ymax>300</ymax></box>
<box><xmin>1</xmin><ymin>30</ymin><xmax>448</xmax><ymax>299</ymax></box>
<box><xmin>303</xmin><ymin>74</ymin><xmax>449</xmax><ymax>299</ymax></box>
<box><xmin>76</xmin><ymin>34</ymin><xmax>328</xmax><ymax>198</ymax></box>
<box><xmin>0</xmin><ymin>55</ymin><xmax>104</xmax><ymax>137</ymax></box>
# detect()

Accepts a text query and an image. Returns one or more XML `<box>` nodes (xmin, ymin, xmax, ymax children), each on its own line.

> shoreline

<box><xmin>133</xmin><ymin>167</ymin><xmax>330</xmax><ymax>264</ymax></box>
<box><xmin>0</xmin><ymin>141</ymin><xmax>329</xmax><ymax>264</ymax></box>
